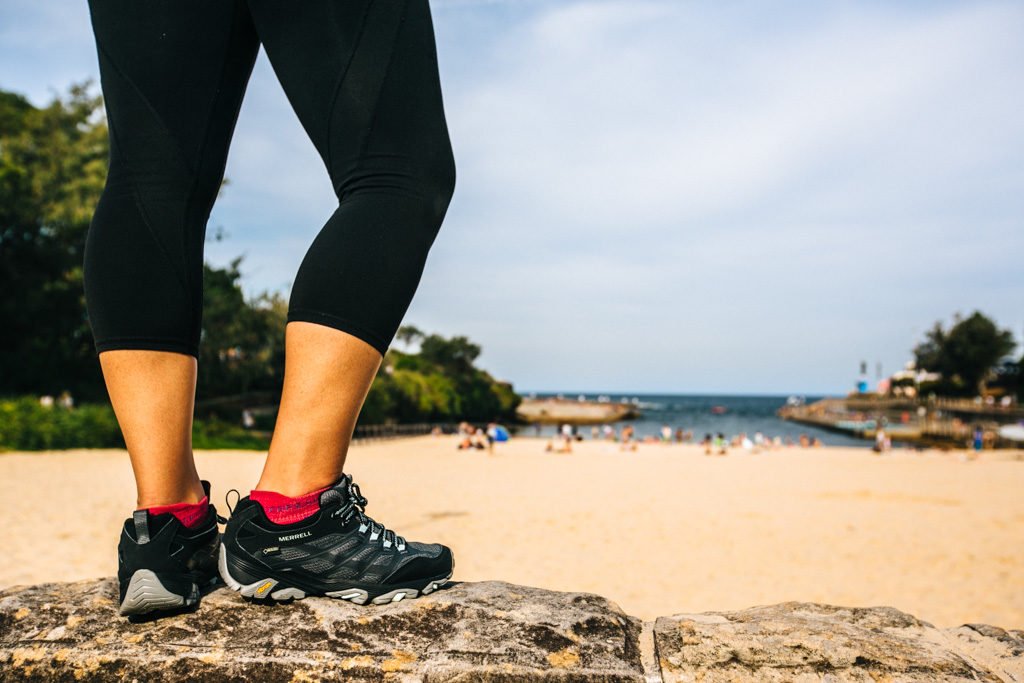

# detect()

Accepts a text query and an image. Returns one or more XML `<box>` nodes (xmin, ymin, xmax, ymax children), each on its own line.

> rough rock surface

<box><xmin>654</xmin><ymin>602</ymin><xmax>1024</xmax><ymax>683</ymax></box>
<box><xmin>1</xmin><ymin>581</ymin><xmax>1021</xmax><ymax>682</ymax></box>
<box><xmin>0</xmin><ymin>579</ymin><xmax>642</xmax><ymax>681</ymax></box>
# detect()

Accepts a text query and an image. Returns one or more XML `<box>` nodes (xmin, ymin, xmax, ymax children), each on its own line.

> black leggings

<box><xmin>85</xmin><ymin>0</ymin><xmax>455</xmax><ymax>357</ymax></box>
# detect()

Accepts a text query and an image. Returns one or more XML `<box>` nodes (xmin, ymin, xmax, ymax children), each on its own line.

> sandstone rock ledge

<box><xmin>654</xmin><ymin>603</ymin><xmax>1023</xmax><ymax>683</ymax></box>
<box><xmin>1</xmin><ymin>580</ymin><xmax>641</xmax><ymax>682</ymax></box>
<box><xmin>0</xmin><ymin>580</ymin><xmax>1020</xmax><ymax>682</ymax></box>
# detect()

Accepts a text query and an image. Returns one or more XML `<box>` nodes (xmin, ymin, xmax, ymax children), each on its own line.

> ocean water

<box><xmin>522</xmin><ymin>393</ymin><xmax>871</xmax><ymax>448</ymax></box>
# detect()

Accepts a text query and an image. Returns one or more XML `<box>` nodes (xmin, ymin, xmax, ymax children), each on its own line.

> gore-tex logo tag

<box><xmin>278</xmin><ymin>531</ymin><xmax>312</xmax><ymax>542</ymax></box>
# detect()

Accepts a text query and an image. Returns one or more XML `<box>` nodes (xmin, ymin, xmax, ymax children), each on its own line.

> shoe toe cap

<box><xmin>386</xmin><ymin>545</ymin><xmax>453</xmax><ymax>584</ymax></box>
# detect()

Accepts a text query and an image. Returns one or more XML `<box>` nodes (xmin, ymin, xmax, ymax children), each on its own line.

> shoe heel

<box><xmin>218</xmin><ymin>545</ymin><xmax>306</xmax><ymax>601</ymax></box>
<box><xmin>119</xmin><ymin>569</ymin><xmax>196</xmax><ymax>616</ymax></box>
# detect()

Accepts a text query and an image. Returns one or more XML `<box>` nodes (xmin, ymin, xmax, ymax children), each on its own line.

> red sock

<box><xmin>145</xmin><ymin>496</ymin><xmax>209</xmax><ymax>529</ymax></box>
<box><xmin>250</xmin><ymin>486</ymin><xmax>329</xmax><ymax>525</ymax></box>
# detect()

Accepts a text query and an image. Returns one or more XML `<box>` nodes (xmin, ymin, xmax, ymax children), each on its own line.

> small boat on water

<box><xmin>711</xmin><ymin>405</ymin><xmax>727</xmax><ymax>415</ymax></box>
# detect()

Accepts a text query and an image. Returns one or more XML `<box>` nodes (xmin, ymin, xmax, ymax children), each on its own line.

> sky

<box><xmin>2</xmin><ymin>0</ymin><xmax>1022</xmax><ymax>395</ymax></box>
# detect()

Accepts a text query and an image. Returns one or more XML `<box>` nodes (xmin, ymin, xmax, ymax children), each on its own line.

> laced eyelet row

<box><xmin>344</xmin><ymin>478</ymin><xmax>406</xmax><ymax>551</ymax></box>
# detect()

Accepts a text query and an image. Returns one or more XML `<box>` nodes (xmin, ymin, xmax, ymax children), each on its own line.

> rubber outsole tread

<box><xmin>218</xmin><ymin>545</ymin><xmax>451</xmax><ymax>606</ymax></box>
<box><xmin>119</xmin><ymin>569</ymin><xmax>196</xmax><ymax>616</ymax></box>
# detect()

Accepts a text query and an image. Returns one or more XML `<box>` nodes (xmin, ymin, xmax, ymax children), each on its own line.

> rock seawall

<box><xmin>1</xmin><ymin>579</ymin><xmax>1020</xmax><ymax>682</ymax></box>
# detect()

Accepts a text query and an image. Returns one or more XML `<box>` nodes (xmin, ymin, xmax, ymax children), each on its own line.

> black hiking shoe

<box><xmin>117</xmin><ymin>481</ymin><xmax>221</xmax><ymax>618</ymax></box>
<box><xmin>219</xmin><ymin>474</ymin><xmax>453</xmax><ymax>605</ymax></box>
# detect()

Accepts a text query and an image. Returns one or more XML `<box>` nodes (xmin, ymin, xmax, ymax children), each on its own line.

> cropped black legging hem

<box><xmin>287</xmin><ymin>310</ymin><xmax>390</xmax><ymax>357</ymax></box>
<box><xmin>93</xmin><ymin>314</ymin><xmax>384</xmax><ymax>359</ymax></box>
<box><xmin>84</xmin><ymin>0</ymin><xmax>455</xmax><ymax>359</ymax></box>
<box><xmin>94</xmin><ymin>337</ymin><xmax>200</xmax><ymax>359</ymax></box>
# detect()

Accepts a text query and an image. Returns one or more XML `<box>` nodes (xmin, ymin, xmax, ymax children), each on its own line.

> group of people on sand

<box><xmin>542</xmin><ymin>422</ymin><xmax>646</xmax><ymax>453</ymax></box>
<box><xmin>544</xmin><ymin>423</ymin><xmax>583</xmax><ymax>453</ymax></box>
<box><xmin>700</xmin><ymin>431</ymin><xmax>823</xmax><ymax>455</ymax></box>
<box><xmin>541</xmin><ymin>422</ymin><xmax>826</xmax><ymax>455</ymax></box>
<box><xmin>454</xmin><ymin>422</ymin><xmax>505</xmax><ymax>453</ymax></box>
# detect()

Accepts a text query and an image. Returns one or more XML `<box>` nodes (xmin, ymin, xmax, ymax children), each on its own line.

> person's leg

<box><xmin>100</xmin><ymin>351</ymin><xmax>202</xmax><ymax>508</ymax></box>
<box><xmin>219</xmin><ymin>0</ymin><xmax>455</xmax><ymax>605</ymax></box>
<box><xmin>255</xmin><ymin>323</ymin><xmax>381</xmax><ymax>496</ymax></box>
<box><xmin>85</xmin><ymin>0</ymin><xmax>259</xmax><ymax>509</ymax></box>
<box><xmin>85</xmin><ymin>0</ymin><xmax>259</xmax><ymax>616</ymax></box>
<box><xmin>249</xmin><ymin>0</ymin><xmax>456</xmax><ymax>495</ymax></box>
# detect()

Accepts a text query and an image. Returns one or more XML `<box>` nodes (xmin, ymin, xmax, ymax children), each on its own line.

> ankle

<box><xmin>250</xmin><ymin>485</ymin><xmax>331</xmax><ymax>525</ymax></box>
<box><xmin>135</xmin><ymin>479</ymin><xmax>205</xmax><ymax>509</ymax></box>
<box><xmin>143</xmin><ymin>496</ymin><xmax>210</xmax><ymax>529</ymax></box>
<box><xmin>254</xmin><ymin>472</ymin><xmax>339</xmax><ymax>499</ymax></box>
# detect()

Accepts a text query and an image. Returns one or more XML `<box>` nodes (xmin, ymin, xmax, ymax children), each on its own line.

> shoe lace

<box><xmin>341</xmin><ymin>478</ymin><xmax>406</xmax><ymax>551</ymax></box>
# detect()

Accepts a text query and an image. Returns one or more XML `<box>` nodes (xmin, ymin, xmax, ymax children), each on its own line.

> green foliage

<box><xmin>389</xmin><ymin>369</ymin><xmax>458</xmax><ymax>419</ymax></box>
<box><xmin>0</xmin><ymin>396</ymin><xmax>270</xmax><ymax>451</ymax></box>
<box><xmin>913</xmin><ymin>311</ymin><xmax>1017</xmax><ymax>396</ymax></box>
<box><xmin>0</xmin><ymin>84</ymin><xmax>108</xmax><ymax>400</ymax></box>
<box><xmin>419</xmin><ymin>335</ymin><xmax>481</xmax><ymax>375</ymax></box>
<box><xmin>0</xmin><ymin>397</ymin><xmax>123</xmax><ymax>451</ymax></box>
<box><xmin>990</xmin><ymin>358</ymin><xmax>1023</xmax><ymax>400</ymax></box>
<box><xmin>361</xmin><ymin>331</ymin><xmax>521</xmax><ymax>425</ymax></box>
<box><xmin>197</xmin><ymin>258</ymin><xmax>287</xmax><ymax>406</ymax></box>
<box><xmin>191</xmin><ymin>418</ymin><xmax>269</xmax><ymax>450</ymax></box>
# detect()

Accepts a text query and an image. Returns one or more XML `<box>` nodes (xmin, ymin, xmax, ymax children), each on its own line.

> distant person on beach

<box><xmin>753</xmin><ymin>431</ymin><xmax>765</xmax><ymax>452</ymax></box>
<box><xmin>559</xmin><ymin>422</ymin><xmax>582</xmax><ymax>444</ymax></box>
<box><xmin>82</xmin><ymin>1</ymin><xmax>456</xmax><ymax>618</ymax></box>
<box><xmin>485</xmin><ymin>422</ymin><xmax>498</xmax><ymax>453</ymax></box>
<box><xmin>873</xmin><ymin>428</ymin><xmax>889</xmax><ymax>453</ymax></box>
<box><xmin>545</xmin><ymin>435</ymin><xmax>572</xmax><ymax>454</ymax></box>
<box><xmin>620</xmin><ymin>425</ymin><xmax>637</xmax><ymax>451</ymax></box>
<box><xmin>546</xmin><ymin>426</ymin><xmax>573</xmax><ymax>454</ymax></box>
<box><xmin>661</xmin><ymin>424</ymin><xmax>672</xmax><ymax>443</ymax></box>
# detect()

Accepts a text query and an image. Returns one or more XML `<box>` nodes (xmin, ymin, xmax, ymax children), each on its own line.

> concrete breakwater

<box><xmin>516</xmin><ymin>397</ymin><xmax>641</xmax><ymax>425</ymax></box>
<box><xmin>2</xmin><ymin>578</ymin><xmax>1022</xmax><ymax>681</ymax></box>
<box><xmin>779</xmin><ymin>397</ymin><xmax>1024</xmax><ymax>448</ymax></box>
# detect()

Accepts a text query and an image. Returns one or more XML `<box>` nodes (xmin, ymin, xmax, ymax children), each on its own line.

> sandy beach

<box><xmin>1</xmin><ymin>436</ymin><xmax>1021</xmax><ymax>628</ymax></box>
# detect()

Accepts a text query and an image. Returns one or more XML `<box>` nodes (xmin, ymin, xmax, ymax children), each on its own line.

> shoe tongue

<box><xmin>318</xmin><ymin>474</ymin><xmax>354</xmax><ymax>508</ymax></box>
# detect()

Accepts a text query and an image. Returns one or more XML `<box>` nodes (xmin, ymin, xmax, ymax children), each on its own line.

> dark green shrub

<box><xmin>191</xmin><ymin>418</ymin><xmax>269</xmax><ymax>450</ymax></box>
<box><xmin>0</xmin><ymin>397</ymin><xmax>269</xmax><ymax>451</ymax></box>
<box><xmin>0</xmin><ymin>397</ymin><xmax>122</xmax><ymax>450</ymax></box>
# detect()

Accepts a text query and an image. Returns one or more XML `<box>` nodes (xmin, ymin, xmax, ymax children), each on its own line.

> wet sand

<box><xmin>1</xmin><ymin>436</ymin><xmax>1021</xmax><ymax>627</ymax></box>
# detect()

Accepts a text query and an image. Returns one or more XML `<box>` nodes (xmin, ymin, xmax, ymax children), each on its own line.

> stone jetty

<box><xmin>516</xmin><ymin>397</ymin><xmax>640</xmax><ymax>425</ymax></box>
